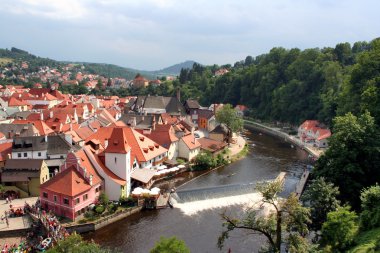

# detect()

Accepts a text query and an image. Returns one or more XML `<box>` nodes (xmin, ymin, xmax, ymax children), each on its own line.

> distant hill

<box><xmin>0</xmin><ymin>47</ymin><xmax>155</xmax><ymax>80</ymax></box>
<box><xmin>154</xmin><ymin>60</ymin><xmax>198</xmax><ymax>76</ymax></box>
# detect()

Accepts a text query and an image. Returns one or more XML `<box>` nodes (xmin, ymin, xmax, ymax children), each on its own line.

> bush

<box><xmin>84</xmin><ymin>210</ymin><xmax>97</xmax><ymax>220</ymax></box>
<box><xmin>107</xmin><ymin>204</ymin><xmax>117</xmax><ymax>213</ymax></box>
<box><xmin>95</xmin><ymin>205</ymin><xmax>105</xmax><ymax>214</ymax></box>
<box><xmin>98</xmin><ymin>193</ymin><xmax>109</xmax><ymax>206</ymax></box>
<box><xmin>78</xmin><ymin>218</ymin><xmax>87</xmax><ymax>224</ymax></box>
<box><xmin>150</xmin><ymin>236</ymin><xmax>190</xmax><ymax>253</ymax></box>
<box><xmin>176</xmin><ymin>158</ymin><xmax>186</xmax><ymax>165</ymax></box>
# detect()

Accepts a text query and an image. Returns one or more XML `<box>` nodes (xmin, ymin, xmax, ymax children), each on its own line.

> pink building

<box><xmin>40</xmin><ymin>151</ymin><xmax>102</xmax><ymax>221</ymax></box>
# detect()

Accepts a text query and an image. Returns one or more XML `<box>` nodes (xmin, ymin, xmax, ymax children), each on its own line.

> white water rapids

<box><xmin>171</xmin><ymin>192</ymin><xmax>274</xmax><ymax>216</ymax></box>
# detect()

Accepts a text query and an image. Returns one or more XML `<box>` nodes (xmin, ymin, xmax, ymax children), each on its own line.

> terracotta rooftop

<box><xmin>41</xmin><ymin>165</ymin><xmax>91</xmax><ymax>197</ymax></box>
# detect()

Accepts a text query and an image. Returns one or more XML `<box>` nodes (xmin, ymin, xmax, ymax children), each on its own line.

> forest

<box><xmin>176</xmin><ymin>38</ymin><xmax>380</xmax><ymax>127</ymax></box>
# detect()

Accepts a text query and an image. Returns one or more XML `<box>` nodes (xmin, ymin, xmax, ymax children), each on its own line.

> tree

<box><xmin>314</xmin><ymin>112</ymin><xmax>380</xmax><ymax>208</ymax></box>
<box><xmin>46</xmin><ymin>233</ymin><xmax>113</xmax><ymax>253</ymax></box>
<box><xmin>321</xmin><ymin>206</ymin><xmax>358</xmax><ymax>252</ymax></box>
<box><xmin>218</xmin><ymin>178</ymin><xmax>311</xmax><ymax>252</ymax></box>
<box><xmin>359</xmin><ymin>184</ymin><xmax>380</xmax><ymax>230</ymax></box>
<box><xmin>150</xmin><ymin>236</ymin><xmax>190</xmax><ymax>253</ymax></box>
<box><xmin>215</xmin><ymin>104</ymin><xmax>243</xmax><ymax>134</ymax></box>
<box><xmin>301</xmin><ymin>177</ymin><xmax>340</xmax><ymax>230</ymax></box>
<box><xmin>192</xmin><ymin>151</ymin><xmax>217</xmax><ymax>171</ymax></box>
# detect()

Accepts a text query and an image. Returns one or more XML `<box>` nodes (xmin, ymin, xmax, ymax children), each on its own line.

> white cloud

<box><xmin>0</xmin><ymin>0</ymin><xmax>379</xmax><ymax>69</ymax></box>
<box><xmin>0</xmin><ymin>0</ymin><xmax>88</xmax><ymax>20</ymax></box>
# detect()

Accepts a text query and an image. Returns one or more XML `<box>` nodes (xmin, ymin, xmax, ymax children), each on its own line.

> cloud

<box><xmin>0</xmin><ymin>0</ymin><xmax>379</xmax><ymax>70</ymax></box>
<box><xmin>0</xmin><ymin>0</ymin><xmax>88</xmax><ymax>20</ymax></box>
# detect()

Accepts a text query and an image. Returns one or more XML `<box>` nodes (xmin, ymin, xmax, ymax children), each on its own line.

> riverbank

<box><xmin>244</xmin><ymin>119</ymin><xmax>323</xmax><ymax>159</ymax></box>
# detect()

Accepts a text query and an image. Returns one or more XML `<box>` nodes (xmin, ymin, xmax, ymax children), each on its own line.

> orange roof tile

<box><xmin>84</xmin><ymin>145</ymin><xmax>125</xmax><ymax>185</ymax></box>
<box><xmin>105</xmin><ymin>127</ymin><xmax>131</xmax><ymax>154</ymax></box>
<box><xmin>41</xmin><ymin>165</ymin><xmax>91</xmax><ymax>197</ymax></box>
<box><xmin>12</xmin><ymin>120</ymin><xmax>54</xmax><ymax>135</ymax></box>
<box><xmin>0</xmin><ymin>142</ymin><xmax>12</xmax><ymax>162</ymax></box>
<box><xmin>181</xmin><ymin>134</ymin><xmax>201</xmax><ymax>150</ymax></box>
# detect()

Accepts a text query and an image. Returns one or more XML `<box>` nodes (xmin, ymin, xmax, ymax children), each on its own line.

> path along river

<box><xmin>85</xmin><ymin>128</ymin><xmax>310</xmax><ymax>253</ymax></box>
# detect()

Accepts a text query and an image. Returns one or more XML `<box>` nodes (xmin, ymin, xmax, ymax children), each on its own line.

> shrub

<box><xmin>95</xmin><ymin>205</ymin><xmax>105</xmax><ymax>214</ymax></box>
<box><xmin>98</xmin><ymin>193</ymin><xmax>109</xmax><ymax>206</ymax></box>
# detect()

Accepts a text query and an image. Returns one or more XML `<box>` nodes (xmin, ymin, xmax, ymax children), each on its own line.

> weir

<box><xmin>171</xmin><ymin>182</ymin><xmax>257</xmax><ymax>203</ymax></box>
<box><xmin>172</xmin><ymin>172</ymin><xmax>286</xmax><ymax>204</ymax></box>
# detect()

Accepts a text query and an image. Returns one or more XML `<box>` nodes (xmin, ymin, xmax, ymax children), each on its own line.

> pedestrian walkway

<box><xmin>228</xmin><ymin>135</ymin><xmax>246</xmax><ymax>157</ymax></box>
<box><xmin>0</xmin><ymin>197</ymin><xmax>38</xmax><ymax>231</ymax></box>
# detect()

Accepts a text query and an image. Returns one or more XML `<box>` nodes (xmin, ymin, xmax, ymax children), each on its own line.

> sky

<box><xmin>0</xmin><ymin>0</ymin><xmax>379</xmax><ymax>71</ymax></box>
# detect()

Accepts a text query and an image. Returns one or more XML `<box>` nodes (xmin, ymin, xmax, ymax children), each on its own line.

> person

<box><xmin>5</xmin><ymin>197</ymin><xmax>9</xmax><ymax>204</ymax></box>
<box><xmin>5</xmin><ymin>217</ymin><xmax>9</xmax><ymax>228</ymax></box>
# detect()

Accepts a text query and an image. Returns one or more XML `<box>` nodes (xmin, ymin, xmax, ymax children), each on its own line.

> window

<box><xmin>18</xmin><ymin>153</ymin><xmax>21</xmax><ymax>158</ymax></box>
<box><xmin>96</xmin><ymin>187</ymin><xmax>99</xmax><ymax>193</ymax></box>
<box><xmin>63</xmin><ymin>198</ymin><xmax>69</xmax><ymax>205</ymax></box>
<box><xmin>114</xmin><ymin>157</ymin><xmax>117</xmax><ymax>163</ymax></box>
<box><xmin>60</xmin><ymin>155</ymin><xmax>64</xmax><ymax>159</ymax></box>
<box><xmin>54</xmin><ymin>195</ymin><xmax>57</xmax><ymax>202</ymax></box>
<box><xmin>75</xmin><ymin>198</ymin><xmax>80</xmax><ymax>205</ymax></box>
<box><xmin>23</xmin><ymin>152</ymin><xmax>27</xmax><ymax>157</ymax></box>
<box><xmin>38</xmin><ymin>152</ymin><xmax>41</xmax><ymax>157</ymax></box>
<box><xmin>83</xmin><ymin>194</ymin><xmax>88</xmax><ymax>201</ymax></box>
<box><xmin>43</xmin><ymin>192</ymin><xmax>48</xmax><ymax>198</ymax></box>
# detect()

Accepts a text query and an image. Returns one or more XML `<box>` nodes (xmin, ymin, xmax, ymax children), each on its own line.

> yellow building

<box><xmin>1</xmin><ymin>159</ymin><xmax>49</xmax><ymax>197</ymax></box>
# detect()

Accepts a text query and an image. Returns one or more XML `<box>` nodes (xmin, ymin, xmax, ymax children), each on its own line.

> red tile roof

<box><xmin>0</xmin><ymin>142</ymin><xmax>12</xmax><ymax>162</ymax></box>
<box><xmin>181</xmin><ymin>134</ymin><xmax>201</xmax><ymax>150</ymax></box>
<box><xmin>84</xmin><ymin>146</ymin><xmax>125</xmax><ymax>186</ymax></box>
<box><xmin>86</xmin><ymin>126</ymin><xmax>167</xmax><ymax>163</ymax></box>
<box><xmin>105</xmin><ymin>127</ymin><xmax>131</xmax><ymax>154</ymax></box>
<box><xmin>12</xmin><ymin>120</ymin><xmax>54</xmax><ymax>135</ymax></box>
<box><xmin>41</xmin><ymin>165</ymin><xmax>91</xmax><ymax>197</ymax></box>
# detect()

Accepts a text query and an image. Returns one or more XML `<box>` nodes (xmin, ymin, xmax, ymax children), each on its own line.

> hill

<box><xmin>0</xmin><ymin>47</ymin><xmax>155</xmax><ymax>80</ymax></box>
<box><xmin>154</xmin><ymin>60</ymin><xmax>198</xmax><ymax>76</ymax></box>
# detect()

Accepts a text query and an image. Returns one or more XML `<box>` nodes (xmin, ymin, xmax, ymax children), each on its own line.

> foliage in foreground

<box><xmin>360</xmin><ymin>184</ymin><xmax>380</xmax><ymax>231</ymax></box>
<box><xmin>46</xmin><ymin>233</ymin><xmax>114</xmax><ymax>253</ymax></box>
<box><xmin>150</xmin><ymin>236</ymin><xmax>190</xmax><ymax>253</ymax></box>
<box><xmin>347</xmin><ymin>227</ymin><xmax>380</xmax><ymax>253</ymax></box>
<box><xmin>321</xmin><ymin>206</ymin><xmax>359</xmax><ymax>252</ymax></box>
<box><xmin>314</xmin><ymin>112</ymin><xmax>380</xmax><ymax>209</ymax></box>
<box><xmin>218</xmin><ymin>179</ymin><xmax>311</xmax><ymax>252</ymax></box>
<box><xmin>301</xmin><ymin>177</ymin><xmax>340</xmax><ymax>230</ymax></box>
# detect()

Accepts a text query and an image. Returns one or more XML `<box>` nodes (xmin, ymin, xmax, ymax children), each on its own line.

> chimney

<box><xmin>70</xmin><ymin>123</ymin><xmax>72</xmax><ymax>132</ymax></box>
<box><xmin>44</xmin><ymin>135</ymin><xmax>48</xmax><ymax>142</ymax></box>
<box><xmin>104</xmin><ymin>139</ymin><xmax>109</xmax><ymax>148</ymax></box>
<box><xmin>54</xmin><ymin>168</ymin><xmax>58</xmax><ymax>176</ymax></box>
<box><xmin>176</xmin><ymin>87</ymin><xmax>180</xmax><ymax>102</ymax></box>
<box><xmin>40</xmin><ymin>112</ymin><xmax>44</xmax><ymax>121</ymax></box>
<box><xmin>49</xmin><ymin>110</ymin><xmax>53</xmax><ymax>119</ymax></box>
<box><xmin>89</xmin><ymin>174</ymin><xmax>93</xmax><ymax>186</ymax></box>
<box><xmin>152</xmin><ymin>116</ymin><xmax>156</xmax><ymax>130</ymax></box>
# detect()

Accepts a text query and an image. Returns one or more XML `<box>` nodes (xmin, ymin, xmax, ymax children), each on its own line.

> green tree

<box><xmin>321</xmin><ymin>206</ymin><xmax>358</xmax><ymax>252</ymax></box>
<box><xmin>192</xmin><ymin>151</ymin><xmax>217</xmax><ymax>171</ymax></box>
<box><xmin>150</xmin><ymin>236</ymin><xmax>190</xmax><ymax>253</ymax></box>
<box><xmin>359</xmin><ymin>184</ymin><xmax>380</xmax><ymax>230</ymax></box>
<box><xmin>301</xmin><ymin>177</ymin><xmax>340</xmax><ymax>230</ymax></box>
<box><xmin>216</xmin><ymin>104</ymin><xmax>243</xmax><ymax>133</ymax></box>
<box><xmin>314</xmin><ymin>112</ymin><xmax>380</xmax><ymax>208</ymax></box>
<box><xmin>46</xmin><ymin>233</ymin><xmax>113</xmax><ymax>253</ymax></box>
<box><xmin>218</xmin><ymin>179</ymin><xmax>311</xmax><ymax>252</ymax></box>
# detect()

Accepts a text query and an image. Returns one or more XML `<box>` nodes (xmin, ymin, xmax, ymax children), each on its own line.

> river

<box><xmin>84</xmin><ymin>128</ymin><xmax>309</xmax><ymax>252</ymax></box>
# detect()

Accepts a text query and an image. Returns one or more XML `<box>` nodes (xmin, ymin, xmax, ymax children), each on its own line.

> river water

<box><xmin>85</xmin><ymin>128</ymin><xmax>309</xmax><ymax>252</ymax></box>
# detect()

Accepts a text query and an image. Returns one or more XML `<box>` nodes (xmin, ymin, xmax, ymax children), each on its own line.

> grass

<box><xmin>348</xmin><ymin>227</ymin><xmax>380</xmax><ymax>253</ymax></box>
<box><xmin>0</xmin><ymin>57</ymin><xmax>13</xmax><ymax>65</ymax></box>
